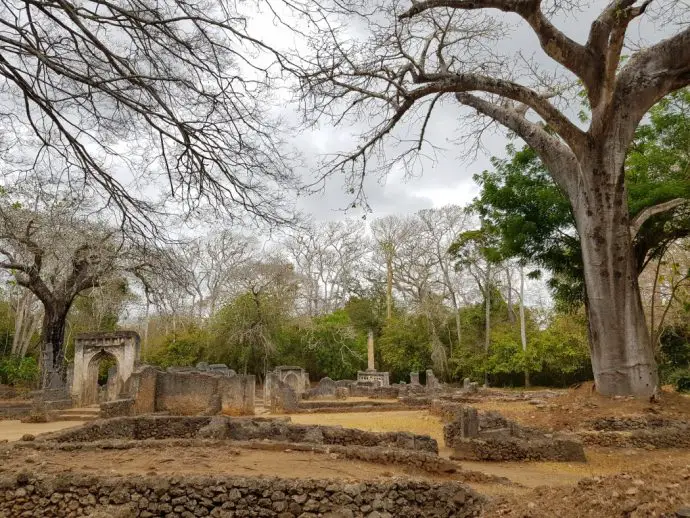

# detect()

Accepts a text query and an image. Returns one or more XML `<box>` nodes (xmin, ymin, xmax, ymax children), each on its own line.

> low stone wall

<box><xmin>584</xmin><ymin>416</ymin><xmax>687</xmax><ymax>431</ymax></box>
<box><xmin>100</xmin><ymin>399</ymin><xmax>134</xmax><ymax>419</ymax></box>
<box><xmin>0</xmin><ymin>472</ymin><xmax>482</xmax><ymax>518</ymax></box>
<box><xmin>576</xmin><ymin>425</ymin><xmax>690</xmax><ymax>449</ymax></box>
<box><xmin>450</xmin><ymin>436</ymin><xmax>587</xmax><ymax>462</ymax></box>
<box><xmin>442</xmin><ymin>405</ymin><xmax>586</xmax><ymax>462</ymax></box>
<box><xmin>37</xmin><ymin>416</ymin><xmax>440</xmax><ymax>454</ymax></box>
<box><xmin>297</xmin><ymin>400</ymin><xmax>404</xmax><ymax>410</ymax></box>
<box><xmin>0</xmin><ymin>401</ymin><xmax>31</xmax><ymax>419</ymax></box>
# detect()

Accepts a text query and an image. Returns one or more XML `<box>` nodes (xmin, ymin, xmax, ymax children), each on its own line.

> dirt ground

<box><xmin>1</xmin><ymin>388</ymin><xmax>689</xmax><ymax>516</ymax></box>
<box><xmin>473</xmin><ymin>383</ymin><xmax>690</xmax><ymax>432</ymax></box>
<box><xmin>0</xmin><ymin>444</ymin><xmax>457</xmax><ymax>483</ymax></box>
<box><xmin>0</xmin><ymin>420</ymin><xmax>84</xmax><ymax>441</ymax></box>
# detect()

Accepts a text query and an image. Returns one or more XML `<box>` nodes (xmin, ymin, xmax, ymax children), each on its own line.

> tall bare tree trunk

<box><xmin>385</xmin><ymin>253</ymin><xmax>393</xmax><ymax>320</ymax></box>
<box><xmin>41</xmin><ymin>303</ymin><xmax>69</xmax><ymax>390</ymax></box>
<box><xmin>11</xmin><ymin>291</ymin><xmax>40</xmax><ymax>358</ymax></box>
<box><xmin>576</xmin><ymin>158</ymin><xmax>658</xmax><ymax>397</ymax></box>
<box><xmin>484</xmin><ymin>263</ymin><xmax>491</xmax><ymax>387</ymax></box>
<box><xmin>519</xmin><ymin>265</ymin><xmax>529</xmax><ymax>388</ymax></box>
<box><xmin>451</xmin><ymin>292</ymin><xmax>461</xmax><ymax>357</ymax></box>
<box><xmin>505</xmin><ymin>268</ymin><xmax>515</xmax><ymax>323</ymax></box>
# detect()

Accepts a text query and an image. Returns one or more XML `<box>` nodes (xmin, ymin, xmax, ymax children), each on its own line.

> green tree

<box><xmin>473</xmin><ymin>90</ymin><xmax>690</xmax><ymax>309</ymax></box>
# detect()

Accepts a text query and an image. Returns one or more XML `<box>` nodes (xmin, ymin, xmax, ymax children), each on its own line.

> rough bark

<box><xmin>574</xmin><ymin>150</ymin><xmax>658</xmax><ymax>396</ymax></box>
<box><xmin>40</xmin><ymin>304</ymin><xmax>69</xmax><ymax>390</ymax></box>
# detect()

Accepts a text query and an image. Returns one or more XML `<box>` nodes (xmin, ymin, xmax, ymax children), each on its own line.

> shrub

<box><xmin>0</xmin><ymin>355</ymin><xmax>39</xmax><ymax>387</ymax></box>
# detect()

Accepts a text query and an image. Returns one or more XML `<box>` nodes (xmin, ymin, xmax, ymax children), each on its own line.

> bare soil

<box><xmin>0</xmin><ymin>444</ymin><xmax>465</xmax><ymax>484</ymax></box>
<box><xmin>2</xmin><ymin>388</ymin><xmax>690</xmax><ymax>516</ymax></box>
<box><xmin>0</xmin><ymin>419</ymin><xmax>84</xmax><ymax>441</ymax></box>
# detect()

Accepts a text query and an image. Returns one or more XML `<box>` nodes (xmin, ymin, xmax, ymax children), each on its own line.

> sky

<box><xmin>248</xmin><ymin>0</ymin><xmax>683</xmax><ymax>224</ymax></box>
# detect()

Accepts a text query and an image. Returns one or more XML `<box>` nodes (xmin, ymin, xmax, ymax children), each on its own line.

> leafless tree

<box><xmin>284</xmin><ymin>219</ymin><xmax>368</xmax><ymax>315</ymax></box>
<box><xmin>417</xmin><ymin>205</ymin><xmax>471</xmax><ymax>350</ymax></box>
<box><xmin>0</xmin><ymin>184</ymin><xmax>165</xmax><ymax>389</ymax></box>
<box><xmin>0</xmin><ymin>0</ymin><xmax>308</xmax><ymax>234</ymax></box>
<box><xmin>300</xmin><ymin>0</ymin><xmax>690</xmax><ymax>396</ymax></box>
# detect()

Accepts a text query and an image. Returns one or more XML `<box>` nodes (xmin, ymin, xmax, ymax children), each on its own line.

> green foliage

<box><xmin>378</xmin><ymin>314</ymin><xmax>433</xmax><ymax>382</ymax></box>
<box><xmin>0</xmin><ymin>355</ymin><xmax>39</xmax><ymax>387</ymax></box>
<box><xmin>279</xmin><ymin>310</ymin><xmax>367</xmax><ymax>380</ymax></box>
<box><xmin>658</xmin><ymin>324</ymin><xmax>690</xmax><ymax>390</ymax></box>
<box><xmin>144</xmin><ymin>326</ymin><xmax>206</xmax><ymax>368</ymax></box>
<box><xmin>208</xmin><ymin>290</ymin><xmax>291</xmax><ymax>375</ymax></box>
<box><xmin>450</xmin><ymin>306</ymin><xmax>591</xmax><ymax>386</ymax></box>
<box><xmin>472</xmin><ymin>89</ymin><xmax>690</xmax><ymax>308</ymax></box>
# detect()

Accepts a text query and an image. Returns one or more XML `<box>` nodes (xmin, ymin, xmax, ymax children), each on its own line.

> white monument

<box><xmin>357</xmin><ymin>330</ymin><xmax>390</xmax><ymax>387</ymax></box>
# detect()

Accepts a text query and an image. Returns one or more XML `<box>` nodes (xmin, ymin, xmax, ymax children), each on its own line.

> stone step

<box><xmin>54</xmin><ymin>414</ymin><xmax>98</xmax><ymax>422</ymax></box>
<box><xmin>60</xmin><ymin>407</ymin><xmax>100</xmax><ymax>416</ymax></box>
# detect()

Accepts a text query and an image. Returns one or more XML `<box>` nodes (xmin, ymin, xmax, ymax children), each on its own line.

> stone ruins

<box><xmin>356</xmin><ymin>330</ymin><xmax>390</xmax><ymax>387</ymax></box>
<box><xmin>71</xmin><ymin>331</ymin><xmax>140</xmax><ymax>407</ymax></box>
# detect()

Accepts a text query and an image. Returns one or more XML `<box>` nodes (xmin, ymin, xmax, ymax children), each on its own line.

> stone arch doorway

<box><xmin>83</xmin><ymin>350</ymin><xmax>119</xmax><ymax>406</ymax></box>
<box><xmin>71</xmin><ymin>331</ymin><xmax>140</xmax><ymax>406</ymax></box>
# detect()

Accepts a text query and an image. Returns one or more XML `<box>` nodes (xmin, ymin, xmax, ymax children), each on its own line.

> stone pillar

<box><xmin>463</xmin><ymin>377</ymin><xmax>471</xmax><ymax>390</ymax></box>
<box><xmin>461</xmin><ymin>407</ymin><xmax>479</xmax><ymax>437</ymax></box>
<box><xmin>410</xmin><ymin>372</ymin><xmax>420</xmax><ymax>385</ymax></box>
<box><xmin>367</xmin><ymin>330</ymin><xmax>375</xmax><ymax>371</ymax></box>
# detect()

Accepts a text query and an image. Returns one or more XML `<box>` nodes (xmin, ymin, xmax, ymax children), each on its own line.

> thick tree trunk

<box><xmin>41</xmin><ymin>304</ymin><xmax>69</xmax><ymax>390</ymax></box>
<box><xmin>575</xmin><ymin>158</ymin><xmax>658</xmax><ymax>397</ymax></box>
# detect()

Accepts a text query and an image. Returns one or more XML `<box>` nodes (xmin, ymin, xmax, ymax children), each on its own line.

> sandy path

<box><xmin>0</xmin><ymin>420</ymin><xmax>84</xmax><ymax>441</ymax></box>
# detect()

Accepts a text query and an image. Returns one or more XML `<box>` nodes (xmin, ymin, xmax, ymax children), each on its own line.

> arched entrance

<box><xmin>71</xmin><ymin>331</ymin><xmax>140</xmax><ymax>406</ymax></box>
<box><xmin>82</xmin><ymin>350</ymin><xmax>119</xmax><ymax>406</ymax></box>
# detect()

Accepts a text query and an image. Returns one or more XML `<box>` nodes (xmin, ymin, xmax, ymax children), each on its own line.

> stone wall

<box><xmin>576</xmin><ymin>424</ymin><xmax>690</xmax><ymax>449</ymax></box>
<box><xmin>442</xmin><ymin>405</ymin><xmax>585</xmax><ymax>462</ymax></box>
<box><xmin>449</xmin><ymin>436</ymin><xmax>587</xmax><ymax>462</ymax></box>
<box><xmin>266</xmin><ymin>373</ymin><xmax>299</xmax><ymax>413</ymax></box>
<box><xmin>155</xmin><ymin>371</ymin><xmax>220</xmax><ymax>415</ymax></box>
<box><xmin>111</xmin><ymin>369</ymin><xmax>255</xmax><ymax>417</ymax></box>
<box><xmin>39</xmin><ymin>415</ymin><xmax>439</xmax><ymax>454</ymax></box>
<box><xmin>100</xmin><ymin>399</ymin><xmax>134</xmax><ymax>419</ymax></box>
<box><xmin>218</xmin><ymin>376</ymin><xmax>255</xmax><ymax>416</ymax></box>
<box><xmin>0</xmin><ymin>472</ymin><xmax>482</xmax><ymax>517</ymax></box>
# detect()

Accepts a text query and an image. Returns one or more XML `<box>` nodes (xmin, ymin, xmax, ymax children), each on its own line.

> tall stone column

<box><xmin>367</xmin><ymin>330</ymin><xmax>375</xmax><ymax>371</ymax></box>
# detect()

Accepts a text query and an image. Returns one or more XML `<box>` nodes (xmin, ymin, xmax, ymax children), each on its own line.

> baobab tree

<box><xmin>301</xmin><ymin>1</ymin><xmax>690</xmax><ymax>396</ymax></box>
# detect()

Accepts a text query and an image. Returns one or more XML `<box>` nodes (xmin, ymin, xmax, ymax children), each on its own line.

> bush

<box><xmin>0</xmin><ymin>355</ymin><xmax>39</xmax><ymax>387</ymax></box>
<box><xmin>143</xmin><ymin>327</ymin><xmax>206</xmax><ymax>368</ymax></box>
<box><xmin>665</xmin><ymin>368</ymin><xmax>690</xmax><ymax>393</ymax></box>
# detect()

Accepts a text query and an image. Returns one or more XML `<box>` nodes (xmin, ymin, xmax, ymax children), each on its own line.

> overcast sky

<box><xmin>251</xmin><ymin>0</ymin><xmax>684</xmax><ymax>224</ymax></box>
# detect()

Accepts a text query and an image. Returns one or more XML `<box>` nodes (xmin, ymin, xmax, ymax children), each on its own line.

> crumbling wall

<box><xmin>450</xmin><ymin>436</ymin><xmax>587</xmax><ymax>462</ymax></box>
<box><xmin>155</xmin><ymin>371</ymin><xmax>219</xmax><ymax>415</ymax></box>
<box><xmin>443</xmin><ymin>405</ymin><xmax>586</xmax><ymax>462</ymax></box>
<box><xmin>577</xmin><ymin>424</ymin><xmax>690</xmax><ymax>449</ymax></box>
<box><xmin>38</xmin><ymin>415</ymin><xmax>439</xmax><ymax>454</ymax></box>
<box><xmin>0</xmin><ymin>472</ymin><xmax>482</xmax><ymax>518</ymax></box>
<box><xmin>218</xmin><ymin>375</ymin><xmax>255</xmax><ymax>416</ymax></box>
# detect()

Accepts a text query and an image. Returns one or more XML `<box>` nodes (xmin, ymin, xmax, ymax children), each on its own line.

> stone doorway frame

<box><xmin>71</xmin><ymin>331</ymin><xmax>140</xmax><ymax>406</ymax></box>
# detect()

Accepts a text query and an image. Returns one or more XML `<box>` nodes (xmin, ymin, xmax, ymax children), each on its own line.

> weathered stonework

<box><xmin>71</xmin><ymin>331</ymin><xmax>141</xmax><ymax>407</ymax></box>
<box><xmin>0</xmin><ymin>472</ymin><xmax>483</xmax><ymax>517</ymax></box>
